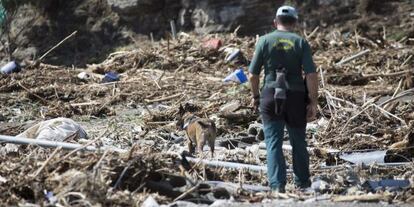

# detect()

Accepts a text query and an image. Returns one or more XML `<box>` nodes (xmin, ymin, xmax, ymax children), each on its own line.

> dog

<box><xmin>176</xmin><ymin>104</ymin><xmax>217</xmax><ymax>158</ymax></box>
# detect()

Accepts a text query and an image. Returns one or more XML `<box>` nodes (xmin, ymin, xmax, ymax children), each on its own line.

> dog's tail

<box><xmin>197</xmin><ymin>120</ymin><xmax>216</xmax><ymax>130</ymax></box>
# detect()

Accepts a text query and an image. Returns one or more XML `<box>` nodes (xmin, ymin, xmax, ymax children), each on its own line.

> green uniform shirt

<box><xmin>249</xmin><ymin>30</ymin><xmax>316</xmax><ymax>92</ymax></box>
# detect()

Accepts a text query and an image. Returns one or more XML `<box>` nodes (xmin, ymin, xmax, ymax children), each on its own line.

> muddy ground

<box><xmin>0</xmin><ymin>0</ymin><xmax>414</xmax><ymax>206</ymax></box>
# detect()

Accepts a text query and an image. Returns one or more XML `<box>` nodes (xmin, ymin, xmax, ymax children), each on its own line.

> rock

<box><xmin>12</xmin><ymin>47</ymin><xmax>37</xmax><ymax>61</ymax></box>
<box><xmin>6</xmin><ymin>0</ymin><xmax>125</xmax><ymax>66</ymax></box>
<box><xmin>219</xmin><ymin>100</ymin><xmax>241</xmax><ymax>113</ymax></box>
<box><xmin>209</xmin><ymin>199</ymin><xmax>234</xmax><ymax>207</ymax></box>
<box><xmin>311</xmin><ymin>179</ymin><xmax>330</xmax><ymax>192</ymax></box>
<box><xmin>106</xmin><ymin>0</ymin><xmax>164</xmax><ymax>15</ymax></box>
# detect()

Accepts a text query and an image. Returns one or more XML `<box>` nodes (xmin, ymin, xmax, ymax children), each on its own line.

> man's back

<box><xmin>249</xmin><ymin>30</ymin><xmax>316</xmax><ymax>91</ymax></box>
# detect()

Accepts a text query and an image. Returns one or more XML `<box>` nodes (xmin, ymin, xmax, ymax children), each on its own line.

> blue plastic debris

<box><xmin>1</xmin><ymin>61</ymin><xmax>21</xmax><ymax>74</ymax></box>
<box><xmin>44</xmin><ymin>190</ymin><xmax>58</xmax><ymax>204</ymax></box>
<box><xmin>223</xmin><ymin>68</ymin><xmax>247</xmax><ymax>84</ymax></box>
<box><xmin>102</xmin><ymin>71</ymin><xmax>120</xmax><ymax>83</ymax></box>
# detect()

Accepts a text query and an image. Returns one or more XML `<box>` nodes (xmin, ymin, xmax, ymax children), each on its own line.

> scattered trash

<box><xmin>223</xmin><ymin>68</ymin><xmax>247</xmax><ymax>84</ymax></box>
<box><xmin>77</xmin><ymin>71</ymin><xmax>91</xmax><ymax>80</ymax></box>
<box><xmin>224</xmin><ymin>48</ymin><xmax>241</xmax><ymax>62</ymax></box>
<box><xmin>2</xmin><ymin>118</ymin><xmax>88</xmax><ymax>154</ymax></box>
<box><xmin>365</xmin><ymin>179</ymin><xmax>410</xmax><ymax>192</ymax></box>
<box><xmin>0</xmin><ymin>61</ymin><xmax>21</xmax><ymax>74</ymax></box>
<box><xmin>203</xmin><ymin>38</ymin><xmax>222</xmax><ymax>51</ymax></box>
<box><xmin>142</xmin><ymin>196</ymin><xmax>160</xmax><ymax>207</ymax></box>
<box><xmin>339</xmin><ymin>150</ymin><xmax>387</xmax><ymax>165</ymax></box>
<box><xmin>1</xmin><ymin>8</ymin><xmax>414</xmax><ymax>205</ymax></box>
<box><xmin>44</xmin><ymin>191</ymin><xmax>58</xmax><ymax>205</ymax></box>
<box><xmin>17</xmin><ymin>117</ymin><xmax>87</xmax><ymax>141</ymax></box>
<box><xmin>102</xmin><ymin>71</ymin><xmax>120</xmax><ymax>83</ymax></box>
<box><xmin>306</xmin><ymin>118</ymin><xmax>328</xmax><ymax>133</ymax></box>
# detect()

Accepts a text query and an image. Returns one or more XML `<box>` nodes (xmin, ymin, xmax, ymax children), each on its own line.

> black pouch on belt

<box><xmin>274</xmin><ymin>65</ymin><xmax>287</xmax><ymax>116</ymax></box>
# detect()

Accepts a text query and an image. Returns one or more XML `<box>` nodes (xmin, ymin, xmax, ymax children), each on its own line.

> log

<box><xmin>336</xmin><ymin>49</ymin><xmax>370</xmax><ymax>66</ymax></box>
<box><xmin>173</xmin><ymin>184</ymin><xmax>199</xmax><ymax>202</ymax></box>
<box><xmin>362</xmin><ymin>69</ymin><xmax>413</xmax><ymax>79</ymax></box>
<box><xmin>145</xmin><ymin>93</ymin><xmax>183</xmax><ymax>103</ymax></box>
<box><xmin>69</xmin><ymin>101</ymin><xmax>101</xmax><ymax>107</ymax></box>
<box><xmin>184</xmin><ymin>156</ymin><xmax>285</xmax><ymax>173</ymax></box>
<box><xmin>306</xmin><ymin>26</ymin><xmax>319</xmax><ymax>39</ymax></box>
<box><xmin>203</xmin><ymin>181</ymin><xmax>270</xmax><ymax>193</ymax></box>
<box><xmin>333</xmin><ymin>194</ymin><xmax>387</xmax><ymax>202</ymax></box>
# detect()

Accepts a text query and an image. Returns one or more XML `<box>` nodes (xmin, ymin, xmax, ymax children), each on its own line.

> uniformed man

<box><xmin>248</xmin><ymin>5</ymin><xmax>318</xmax><ymax>193</ymax></box>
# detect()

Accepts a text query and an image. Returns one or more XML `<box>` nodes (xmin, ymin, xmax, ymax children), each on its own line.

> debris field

<box><xmin>0</xmin><ymin>27</ymin><xmax>414</xmax><ymax>206</ymax></box>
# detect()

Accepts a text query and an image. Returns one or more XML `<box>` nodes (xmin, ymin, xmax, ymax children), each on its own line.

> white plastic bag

<box><xmin>17</xmin><ymin>117</ymin><xmax>87</xmax><ymax>141</ymax></box>
<box><xmin>3</xmin><ymin>118</ymin><xmax>87</xmax><ymax>154</ymax></box>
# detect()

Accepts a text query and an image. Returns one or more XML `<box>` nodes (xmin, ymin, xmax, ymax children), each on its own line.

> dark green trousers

<box><xmin>260</xmin><ymin>88</ymin><xmax>311</xmax><ymax>189</ymax></box>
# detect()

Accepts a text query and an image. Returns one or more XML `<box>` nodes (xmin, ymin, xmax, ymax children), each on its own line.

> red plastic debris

<box><xmin>203</xmin><ymin>38</ymin><xmax>222</xmax><ymax>50</ymax></box>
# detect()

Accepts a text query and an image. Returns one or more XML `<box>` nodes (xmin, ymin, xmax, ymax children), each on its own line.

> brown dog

<box><xmin>177</xmin><ymin>105</ymin><xmax>216</xmax><ymax>158</ymax></box>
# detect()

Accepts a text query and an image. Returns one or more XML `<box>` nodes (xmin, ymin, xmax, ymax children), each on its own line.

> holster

<box><xmin>273</xmin><ymin>67</ymin><xmax>287</xmax><ymax>116</ymax></box>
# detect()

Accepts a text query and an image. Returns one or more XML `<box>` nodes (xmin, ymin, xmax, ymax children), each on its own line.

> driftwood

<box><xmin>18</xmin><ymin>81</ymin><xmax>48</xmax><ymax>104</ymax></box>
<box><xmin>173</xmin><ymin>183</ymin><xmax>200</xmax><ymax>202</ymax></box>
<box><xmin>145</xmin><ymin>93</ymin><xmax>183</xmax><ymax>103</ymax></box>
<box><xmin>333</xmin><ymin>194</ymin><xmax>388</xmax><ymax>202</ymax></box>
<box><xmin>30</xmin><ymin>146</ymin><xmax>62</xmax><ymax>177</ymax></box>
<box><xmin>219</xmin><ymin>110</ymin><xmax>258</xmax><ymax>124</ymax></box>
<box><xmin>336</xmin><ymin>49</ymin><xmax>370</xmax><ymax>66</ymax></box>
<box><xmin>39</xmin><ymin>31</ymin><xmax>78</xmax><ymax>61</ymax></box>
<box><xmin>69</xmin><ymin>101</ymin><xmax>101</xmax><ymax>107</ymax></box>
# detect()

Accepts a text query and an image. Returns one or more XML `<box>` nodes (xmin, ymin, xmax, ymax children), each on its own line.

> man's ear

<box><xmin>273</xmin><ymin>19</ymin><xmax>278</xmax><ymax>28</ymax></box>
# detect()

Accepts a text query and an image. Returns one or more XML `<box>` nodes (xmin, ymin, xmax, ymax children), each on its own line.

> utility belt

<box><xmin>260</xmin><ymin>65</ymin><xmax>288</xmax><ymax>116</ymax></box>
<box><xmin>260</xmin><ymin>66</ymin><xmax>308</xmax><ymax>127</ymax></box>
